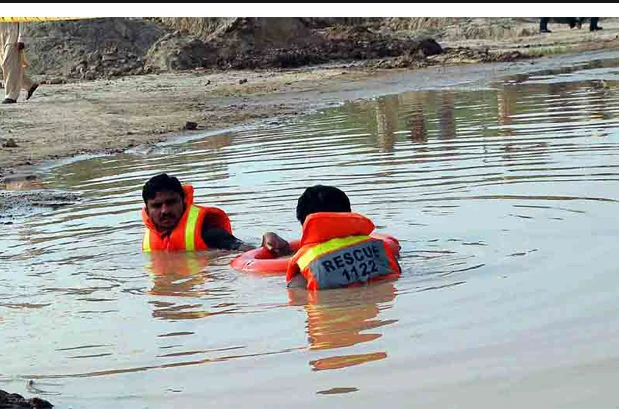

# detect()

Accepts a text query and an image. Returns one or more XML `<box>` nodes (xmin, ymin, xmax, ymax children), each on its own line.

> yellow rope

<box><xmin>0</xmin><ymin>17</ymin><xmax>89</xmax><ymax>23</ymax></box>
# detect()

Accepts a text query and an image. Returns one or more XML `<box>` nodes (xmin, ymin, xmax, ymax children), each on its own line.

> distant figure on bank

<box><xmin>285</xmin><ymin>185</ymin><xmax>401</xmax><ymax>290</ymax></box>
<box><xmin>0</xmin><ymin>22</ymin><xmax>39</xmax><ymax>104</ymax></box>
<box><xmin>540</xmin><ymin>17</ymin><xmax>603</xmax><ymax>34</ymax></box>
<box><xmin>588</xmin><ymin>18</ymin><xmax>603</xmax><ymax>31</ymax></box>
<box><xmin>141</xmin><ymin>173</ymin><xmax>290</xmax><ymax>253</ymax></box>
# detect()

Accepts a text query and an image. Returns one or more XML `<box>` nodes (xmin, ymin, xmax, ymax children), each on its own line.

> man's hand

<box><xmin>261</xmin><ymin>232</ymin><xmax>292</xmax><ymax>257</ymax></box>
<box><xmin>17</xmin><ymin>42</ymin><xmax>25</xmax><ymax>51</ymax></box>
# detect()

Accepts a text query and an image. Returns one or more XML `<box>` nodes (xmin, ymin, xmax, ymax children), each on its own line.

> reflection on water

<box><xmin>147</xmin><ymin>252</ymin><xmax>241</xmax><ymax>320</ymax></box>
<box><xmin>404</xmin><ymin>93</ymin><xmax>428</xmax><ymax>143</ymax></box>
<box><xmin>147</xmin><ymin>253</ymin><xmax>210</xmax><ymax>297</ymax></box>
<box><xmin>497</xmin><ymin>84</ymin><xmax>517</xmax><ymax>137</ymax></box>
<box><xmin>375</xmin><ymin>96</ymin><xmax>399</xmax><ymax>152</ymax></box>
<box><xmin>2</xmin><ymin>56</ymin><xmax>619</xmax><ymax>407</ymax></box>
<box><xmin>437</xmin><ymin>92</ymin><xmax>456</xmax><ymax>140</ymax></box>
<box><xmin>1</xmin><ymin>178</ymin><xmax>45</xmax><ymax>191</ymax></box>
<box><xmin>289</xmin><ymin>282</ymin><xmax>397</xmax><ymax>371</ymax></box>
<box><xmin>316</xmin><ymin>386</ymin><xmax>359</xmax><ymax>395</ymax></box>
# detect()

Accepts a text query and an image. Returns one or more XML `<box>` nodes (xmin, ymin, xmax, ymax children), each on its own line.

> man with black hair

<box><xmin>286</xmin><ymin>185</ymin><xmax>401</xmax><ymax>290</ymax></box>
<box><xmin>141</xmin><ymin>173</ymin><xmax>290</xmax><ymax>254</ymax></box>
<box><xmin>295</xmin><ymin>184</ymin><xmax>352</xmax><ymax>225</ymax></box>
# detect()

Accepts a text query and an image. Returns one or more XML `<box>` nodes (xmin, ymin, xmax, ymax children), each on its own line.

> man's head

<box><xmin>143</xmin><ymin>173</ymin><xmax>186</xmax><ymax>233</ymax></box>
<box><xmin>296</xmin><ymin>185</ymin><xmax>351</xmax><ymax>225</ymax></box>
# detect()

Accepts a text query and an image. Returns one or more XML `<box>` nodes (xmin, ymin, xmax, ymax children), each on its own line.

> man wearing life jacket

<box><xmin>141</xmin><ymin>173</ymin><xmax>290</xmax><ymax>253</ymax></box>
<box><xmin>285</xmin><ymin>185</ymin><xmax>401</xmax><ymax>290</ymax></box>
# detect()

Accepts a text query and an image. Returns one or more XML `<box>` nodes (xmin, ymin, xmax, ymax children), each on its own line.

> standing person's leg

<box><xmin>21</xmin><ymin>70</ymin><xmax>33</xmax><ymax>91</ymax></box>
<box><xmin>21</xmin><ymin>71</ymin><xmax>38</xmax><ymax>100</ymax></box>
<box><xmin>1</xmin><ymin>44</ymin><xmax>21</xmax><ymax>103</ymax></box>
<box><xmin>576</xmin><ymin>18</ymin><xmax>584</xmax><ymax>29</ymax></box>
<box><xmin>567</xmin><ymin>18</ymin><xmax>577</xmax><ymax>29</ymax></box>
<box><xmin>19</xmin><ymin>52</ymin><xmax>39</xmax><ymax>100</ymax></box>
<box><xmin>590</xmin><ymin>18</ymin><xmax>602</xmax><ymax>31</ymax></box>
<box><xmin>540</xmin><ymin>18</ymin><xmax>551</xmax><ymax>33</ymax></box>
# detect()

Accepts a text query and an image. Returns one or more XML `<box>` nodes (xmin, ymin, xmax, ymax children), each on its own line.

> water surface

<box><xmin>1</xmin><ymin>57</ymin><xmax>619</xmax><ymax>408</ymax></box>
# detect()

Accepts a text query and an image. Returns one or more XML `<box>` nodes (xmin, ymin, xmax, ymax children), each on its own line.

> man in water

<box><xmin>141</xmin><ymin>173</ymin><xmax>290</xmax><ymax>254</ymax></box>
<box><xmin>285</xmin><ymin>184</ymin><xmax>401</xmax><ymax>290</ymax></box>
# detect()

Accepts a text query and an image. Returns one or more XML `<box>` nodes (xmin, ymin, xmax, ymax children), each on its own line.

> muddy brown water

<box><xmin>1</xmin><ymin>56</ymin><xmax>619</xmax><ymax>408</ymax></box>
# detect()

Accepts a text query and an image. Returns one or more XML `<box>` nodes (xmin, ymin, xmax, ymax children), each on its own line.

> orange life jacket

<box><xmin>141</xmin><ymin>184</ymin><xmax>232</xmax><ymax>252</ymax></box>
<box><xmin>286</xmin><ymin>212</ymin><xmax>401</xmax><ymax>290</ymax></box>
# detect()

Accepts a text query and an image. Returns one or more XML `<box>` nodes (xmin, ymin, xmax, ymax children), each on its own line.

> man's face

<box><xmin>146</xmin><ymin>191</ymin><xmax>184</xmax><ymax>233</ymax></box>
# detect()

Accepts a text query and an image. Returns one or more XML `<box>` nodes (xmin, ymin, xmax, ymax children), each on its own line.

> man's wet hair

<box><xmin>142</xmin><ymin>173</ymin><xmax>185</xmax><ymax>204</ymax></box>
<box><xmin>296</xmin><ymin>185</ymin><xmax>351</xmax><ymax>225</ymax></box>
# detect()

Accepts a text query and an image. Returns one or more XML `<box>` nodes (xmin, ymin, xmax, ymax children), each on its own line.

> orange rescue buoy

<box><xmin>230</xmin><ymin>233</ymin><xmax>400</xmax><ymax>275</ymax></box>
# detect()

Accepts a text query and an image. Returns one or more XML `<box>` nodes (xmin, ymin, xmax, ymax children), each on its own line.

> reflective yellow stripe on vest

<box><xmin>143</xmin><ymin>229</ymin><xmax>151</xmax><ymax>253</ymax></box>
<box><xmin>297</xmin><ymin>235</ymin><xmax>369</xmax><ymax>270</ymax></box>
<box><xmin>184</xmin><ymin>205</ymin><xmax>201</xmax><ymax>251</ymax></box>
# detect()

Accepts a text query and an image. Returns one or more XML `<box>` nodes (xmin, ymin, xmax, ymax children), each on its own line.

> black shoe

<box><xmin>1</xmin><ymin>98</ymin><xmax>16</xmax><ymax>104</ymax></box>
<box><xmin>26</xmin><ymin>83</ymin><xmax>39</xmax><ymax>100</ymax></box>
<box><xmin>590</xmin><ymin>26</ymin><xmax>603</xmax><ymax>31</ymax></box>
<box><xmin>540</xmin><ymin>28</ymin><xmax>552</xmax><ymax>34</ymax></box>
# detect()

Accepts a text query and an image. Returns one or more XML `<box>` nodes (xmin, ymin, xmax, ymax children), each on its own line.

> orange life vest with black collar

<box><xmin>141</xmin><ymin>184</ymin><xmax>232</xmax><ymax>252</ymax></box>
<box><xmin>286</xmin><ymin>212</ymin><xmax>401</xmax><ymax>290</ymax></box>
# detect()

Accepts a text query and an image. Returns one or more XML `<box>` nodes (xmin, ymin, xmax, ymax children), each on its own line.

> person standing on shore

<box><xmin>0</xmin><ymin>22</ymin><xmax>39</xmax><ymax>104</ymax></box>
<box><xmin>539</xmin><ymin>17</ymin><xmax>603</xmax><ymax>33</ymax></box>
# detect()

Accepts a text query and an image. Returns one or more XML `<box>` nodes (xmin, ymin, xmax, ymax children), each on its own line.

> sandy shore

<box><xmin>0</xmin><ymin>20</ymin><xmax>618</xmax><ymax>183</ymax></box>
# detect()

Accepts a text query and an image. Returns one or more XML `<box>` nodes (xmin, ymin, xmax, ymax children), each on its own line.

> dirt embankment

<box><xmin>19</xmin><ymin>17</ymin><xmax>619</xmax><ymax>84</ymax></box>
<box><xmin>21</xmin><ymin>17</ymin><xmax>449</xmax><ymax>80</ymax></box>
<box><xmin>20</xmin><ymin>17</ymin><xmax>558</xmax><ymax>83</ymax></box>
<box><xmin>0</xmin><ymin>389</ymin><xmax>52</xmax><ymax>409</ymax></box>
<box><xmin>23</xmin><ymin>18</ymin><xmax>169</xmax><ymax>81</ymax></box>
<box><xmin>144</xmin><ymin>18</ymin><xmax>445</xmax><ymax>71</ymax></box>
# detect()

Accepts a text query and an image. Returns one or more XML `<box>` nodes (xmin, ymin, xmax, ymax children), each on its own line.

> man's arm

<box><xmin>261</xmin><ymin>232</ymin><xmax>292</xmax><ymax>256</ymax></box>
<box><xmin>201</xmin><ymin>225</ymin><xmax>252</xmax><ymax>251</ymax></box>
<box><xmin>201</xmin><ymin>218</ymin><xmax>291</xmax><ymax>253</ymax></box>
